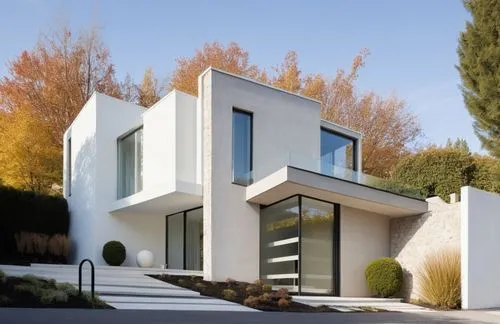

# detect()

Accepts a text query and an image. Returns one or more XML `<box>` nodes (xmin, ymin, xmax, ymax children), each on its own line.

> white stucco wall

<box><xmin>461</xmin><ymin>186</ymin><xmax>500</xmax><ymax>309</ymax></box>
<box><xmin>340</xmin><ymin>206</ymin><xmax>390</xmax><ymax>297</ymax></box>
<box><xmin>200</xmin><ymin>69</ymin><xmax>322</xmax><ymax>282</ymax></box>
<box><xmin>65</xmin><ymin>94</ymin><xmax>98</xmax><ymax>263</ymax></box>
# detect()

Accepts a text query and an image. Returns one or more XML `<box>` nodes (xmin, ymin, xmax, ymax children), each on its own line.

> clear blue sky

<box><xmin>0</xmin><ymin>0</ymin><xmax>480</xmax><ymax>152</ymax></box>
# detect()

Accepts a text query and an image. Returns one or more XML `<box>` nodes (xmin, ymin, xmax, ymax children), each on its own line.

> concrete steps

<box><xmin>0</xmin><ymin>263</ymin><xmax>255</xmax><ymax>311</ymax></box>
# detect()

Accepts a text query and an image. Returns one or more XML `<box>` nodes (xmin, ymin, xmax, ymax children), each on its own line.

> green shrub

<box><xmin>22</xmin><ymin>274</ymin><xmax>43</xmax><ymax>286</ymax></box>
<box><xmin>56</xmin><ymin>283</ymin><xmax>79</xmax><ymax>297</ymax></box>
<box><xmin>245</xmin><ymin>284</ymin><xmax>261</xmax><ymax>297</ymax></box>
<box><xmin>259</xmin><ymin>292</ymin><xmax>271</xmax><ymax>303</ymax></box>
<box><xmin>177</xmin><ymin>279</ymin><xmax>186</xmax><ymax>286</ymax></box>
<box><xmin>40</xmin><ymin>290</ymin><xmax>68</xmax><ymax>304</ymax></box>
<box><xmin>262</xmin><ymin>284</ymin><xmax>273</xmax><ymax>293</ymax></box>
<box><xmin>222</xmin><ymin>289</ymin><xmax>237</xmax><ymax>300</ymax></box>
<box><xmin>365</xmin><ymin>257</ymin><xmax>403</xmax><ymax>297</ymax></box>
<box><xmin>0</xmin><ymin>270</ymin><xmax>5</xmax><ymax>283</ymax></box>
<box><xmin>195</xmin><ymin>282</ymin><xmax>207</xmax><ymax>290</ymax></box>
<box><xmin>417</xmin><ymin>249</ymin><xmax>461</xmax><ymax>309</ymax></box>
<box><xmin>102</xmin><ymin>241</ymin><xmax>126</xmax><ymax>266</ymax></box>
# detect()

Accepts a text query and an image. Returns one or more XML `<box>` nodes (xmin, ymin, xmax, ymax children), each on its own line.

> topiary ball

<box><xmin>365</xmin><ymin>257</ymin><xmax>403</xmax><ymax>298</ymax></box>
<box><xmin>102</xmin><ymin>241</ymin><xmax>126</xmax><ymax>266</ymax></box>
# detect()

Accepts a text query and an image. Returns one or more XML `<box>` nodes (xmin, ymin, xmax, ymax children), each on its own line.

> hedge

<box><xmin>393</xmin><ymin>147</ymin><xmax>500</xmax><ymax>201</ymax></box>
<box><xmin>0</xmin><ymin>186</ymin><xmax>70</xmax><ymax>262</ymax></box>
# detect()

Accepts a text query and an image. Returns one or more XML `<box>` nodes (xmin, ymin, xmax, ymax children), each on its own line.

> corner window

<box><xmin>67</xmin><ymin>137</ymin><xmax>72</xmax><ymax>196</ymax></box>
<box><xmin>118</xmin><ymin>127</ymin><xmax>143</xmax><ymax>198</ymax></box>
<box><xmin>320</xmin><ymin>128</ymin><xmax>357</xmax><ymax>173</ymax></box>
<box><xmin>232</xmin><ymin>109</ymin><xmax>253</xmax><ymax>185</ymax></box>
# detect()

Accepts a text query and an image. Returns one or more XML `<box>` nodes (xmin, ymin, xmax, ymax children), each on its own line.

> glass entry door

<box><xmin>260</xmin><ymin>196</ymin><xmax>339</xmax><ymax>295</ymax></box>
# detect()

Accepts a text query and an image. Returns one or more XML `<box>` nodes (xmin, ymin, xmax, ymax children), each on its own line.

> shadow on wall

<box><xmin>69</xmin><ymin>135</ymin><xmax>97</xmax><ymax>264</ymax></box>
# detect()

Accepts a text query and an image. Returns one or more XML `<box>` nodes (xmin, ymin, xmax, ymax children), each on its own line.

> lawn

<box><xmin>0</xmin><ymin>270</ymin><xmax>111</xmax><ymax>309</ymax></box>
<box><xmin>150</xmin><ymin>274</ymin><xmax>339</xmax><ymax>312</ymax></box>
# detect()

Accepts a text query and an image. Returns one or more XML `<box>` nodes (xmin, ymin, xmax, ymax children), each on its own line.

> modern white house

<box><xmin>64</xmin><ymin>67</ymin><xmax>499</xmax><ymax>303</ymax></box>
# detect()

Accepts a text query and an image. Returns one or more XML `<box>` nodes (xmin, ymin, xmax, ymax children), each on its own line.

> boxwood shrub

<box><xmin>365</xmin><ymin>257</ymin><xmax>403</xmax><ymax>298</ymax></box>
<box><xmin>102</xmin><ymin>241</ymin><xmax>126</xmax><ymax>266</ymax></box>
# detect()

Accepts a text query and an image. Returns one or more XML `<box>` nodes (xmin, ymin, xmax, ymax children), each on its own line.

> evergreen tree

<box><xmin>457</xmin><ymin>0</ymin><xmax>500</xmax><ymax>157</ymax></box>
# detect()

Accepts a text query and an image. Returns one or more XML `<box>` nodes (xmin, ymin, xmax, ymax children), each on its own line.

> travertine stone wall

<box><xmin>390</xmin><ymin>196</ymin><xmax>461</xmax><ymax>300</ymax></box>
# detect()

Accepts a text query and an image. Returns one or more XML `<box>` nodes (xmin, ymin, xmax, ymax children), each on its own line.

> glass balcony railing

<box><xmin>250</xmin><ymin>152</ymin><xmax>425</xmax><ymax>200</ymax></box>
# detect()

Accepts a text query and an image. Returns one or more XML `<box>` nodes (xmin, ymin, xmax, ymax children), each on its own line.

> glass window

<box><xmin>300</xmin><ymin>197</ymin><xmax>335</xmax><ymax>295</ymax></box>
<box><xmin>118</xmin><ymin>128</ymin><xmax>143</xmax><ymax>198</ymax></box>
<box><xmin>320</xmin><ymin>128</ymin><xmax>356</xmax><ymax>173</ymax></box>
<box><xmin>186</xmin><ymin>208</ymin><xmax>203</xmax><ymax>271</ymax></box>
<box><xmin>167</xmin><ymin>213</ymin><xmax>184</xmax><ymax>269</ymax></box>
<box><xmin>67</xmin><ymin>137</ymin><xmax>71</xmax><ymax>196</ymax></box>
<box><xmin>260</xmin><ymin>197</ymin><xmax>299</xmax><ymax>291</ymax></box>
<box><xmin>232</xmin><ymin>109</ymin><xmax>253</xmax><ymax>185</ymax></box>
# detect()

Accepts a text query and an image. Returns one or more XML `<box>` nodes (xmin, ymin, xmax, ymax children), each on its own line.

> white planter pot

<box><xmin>136</xmin><ymin>250</ymin><xmax>154</xmax><ymax>268</ymax></box>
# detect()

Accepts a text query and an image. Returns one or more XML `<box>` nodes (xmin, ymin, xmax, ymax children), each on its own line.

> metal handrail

<box><xmin>78</xmin><ymin>259</ymin><xmax>95</xmax><ymax>300</ymax></box>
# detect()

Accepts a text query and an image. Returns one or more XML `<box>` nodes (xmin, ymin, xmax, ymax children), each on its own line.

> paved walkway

<box><xmin>293</xmin><ymin>295</ymin><xmax>433</xmax><ymax>313</ymax></box>
<box><xmin>1</xmin><ymin>308</ymin><xmax>499</xmax><ymax>324</ymax></box>
<box><xmin>0</xmin><ymin>264</ymin><xmax>256</xmax><ymax>312</ymax></box>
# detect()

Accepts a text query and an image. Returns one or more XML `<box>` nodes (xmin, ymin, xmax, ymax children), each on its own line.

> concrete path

<box><xmin>293</xmin><ymin>295</ymin><xmax>433</xmax><ymax>313</ymax></box>
<box><xmin>1</xmin><ymin>308</ymin><xmax>499</xmax><ymax>324</ymax></box>
<box><xmin>0</xmin><ymin>264</ymin><xmax>256</xmax><ymax>312</ymax></box>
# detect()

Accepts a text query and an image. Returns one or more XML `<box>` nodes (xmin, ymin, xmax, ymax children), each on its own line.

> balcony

<box><xmin>246</xmin><ymin>153</ymin><xmax>428</xmax><ymax>217</ymax></box>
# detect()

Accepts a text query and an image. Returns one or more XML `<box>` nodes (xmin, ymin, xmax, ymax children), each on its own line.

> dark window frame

<box><xmin>320</xmin><ymin>127</ymin><xmax>358</xmax><ymax>172</ymax></box>
<box><xmin>232</xmin><ymin>108</ymin><xmax>254</xmax><ymax>186</ymax></box>
<box><xmin>260</xmin><ymin>194</ymin><xmax>341</xmax><ymax>296</ymax></box>
<box><xmin>165</xmin><ymin>206</ymin><xmax>203</xmax><ymax>270</ymax></box>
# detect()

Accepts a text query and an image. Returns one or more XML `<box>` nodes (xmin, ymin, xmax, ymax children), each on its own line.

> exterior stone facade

<box><xmin>390</xmin><ymin>196</ymin><xmax>461</xmax><ymax>300</ymax></box>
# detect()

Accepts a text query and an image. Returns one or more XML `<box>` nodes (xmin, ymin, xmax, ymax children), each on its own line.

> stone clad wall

<box><xmin>390</xmin><ymin>197</ymin><xmax>461</xmax><ymax>300</ymax></box>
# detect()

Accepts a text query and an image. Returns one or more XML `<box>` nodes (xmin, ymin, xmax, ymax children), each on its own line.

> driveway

<box><xmin>1</xmin><ymin>309</ymin><xmax>500</xmax><ymax>324</ymax></box>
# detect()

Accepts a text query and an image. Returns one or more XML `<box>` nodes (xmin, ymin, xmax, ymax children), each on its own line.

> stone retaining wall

<box><xmin>390</xmin><ymin>196</ymin><xmax>461</xmax><ymax>300</ymax></box>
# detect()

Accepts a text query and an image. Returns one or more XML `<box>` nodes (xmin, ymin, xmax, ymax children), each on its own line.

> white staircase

<box><xmin>0</xmin><ymin>263</ymin><xmax>257</xmax><ymax>311</ymax></box>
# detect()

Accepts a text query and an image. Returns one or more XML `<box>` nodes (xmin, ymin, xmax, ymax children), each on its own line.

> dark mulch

<box><xmin>410</xmin><ymin>299</ymin><xmax>461</xmax><ymax>311</ymax></box>
<box><xmin>149</xmin><ymin>274</ymin><xmax>339</xmax><ymax>312</ymax></box>
<box><xmin>0</xmin><ymin>275</ymin><xmax>112</xmax><ymax>309</ymax></box>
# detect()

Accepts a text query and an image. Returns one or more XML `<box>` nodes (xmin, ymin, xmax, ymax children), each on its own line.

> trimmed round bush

<box><xmin>102</xmin><ymin>241</ymin><xmax>126</xmax><ymax>266</ymax></box>
<box><xmin>365</xmin><ymin>257</ymin><xmax>403</xmax><ymax>297</ymax></box>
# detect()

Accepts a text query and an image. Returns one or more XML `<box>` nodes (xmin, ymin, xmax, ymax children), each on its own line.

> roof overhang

<box><xmin>109</xmin><ymin>181</ymin><xmax>202</xmax><ymax>216</ymax></box>
<box><xmin>246</xmin><ymin>166</ymin><xmax>428</xmax><ymax>217</ymax></box>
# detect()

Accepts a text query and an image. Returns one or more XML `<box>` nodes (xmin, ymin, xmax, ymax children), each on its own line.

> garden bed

<box><xmin>150</xmin><ymin>274</ymin><xmax>338</xmax><ymax>312</ymax></box>
<box><xmin>0</xmin><ymin>271</ymin><xmax>111</xmax><ymax>309</ymax></box>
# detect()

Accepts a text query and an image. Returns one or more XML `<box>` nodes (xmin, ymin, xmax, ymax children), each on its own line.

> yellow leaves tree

<box><xmin>271</xmin><ymin>51</ymin><xmax>301</xmax><ymax>92</ymax></box>
<box><xmin>0</xmin><ymin>108</ymin><xmax>60</xmax><ymax>193</ymax></box>
<box><xmin>169</xmin><ymin>42</ymin><xmax>266</xmax><ymax>96</ymax></box>
<box><xmin>138</xmin><ymin>67</ymin><xmax>161</xmax><ymax>108</ymax></box>
<box><xmin>0</xmin><ymin>26</ymin><xmax>123</xmax><ymax>193</ymax></box>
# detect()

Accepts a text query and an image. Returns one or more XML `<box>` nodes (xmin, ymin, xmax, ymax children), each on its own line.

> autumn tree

<box><xmin>169</xmin><ymin>42</ymin><xmax>266</xmax><ymax>96</ymax></box>
<box><xmin>0</xmin><ymin>26</ymin><xmax>123</xmax><ymax>193</ymax></box>
<box><xmin>271</xmin><ymin>51</ymin><xmax>301</xmax><ymax>92</ymax></box>
<box><xmin>138</xmin><ymin>67</ymin><xmax>161</xmax><ymax>107</ymax></box>
<box><xmin>271</xmin><ymin>49</ymin><xmax>421</xmax><ymax>177</ymax></box>
<box><xmin>457</xmin><ymin>0</ymin><xmax>500</xmax><ymax>158</ymax></box>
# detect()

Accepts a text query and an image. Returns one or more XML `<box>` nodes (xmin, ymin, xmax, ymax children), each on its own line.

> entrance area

<box><xmin>260</xmin><ymin>195</ymin><xmax>340</xmax><ymax>295</ymax></box>
<box><xmin>166</xmin><ymin>207</ymin><xmax>203</xmax><ymax>270</ymax></box>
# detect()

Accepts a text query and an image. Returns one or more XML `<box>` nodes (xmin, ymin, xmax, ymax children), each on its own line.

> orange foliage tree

<box><xmin>169</xmin><ymin>42</ymin><xmax>267</xmax><ymax>96</ymax></box>
<box><xmin>0</xmin><ymin>27</ymin><xmax>123</xmax><ymax>193</ymax></box>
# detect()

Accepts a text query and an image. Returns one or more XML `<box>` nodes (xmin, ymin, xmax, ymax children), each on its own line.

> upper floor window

<box><xmin>320</xmin><ymin>128</ymin><xmax>357</xmax><ymax>173</ymax></box>
<box><xmin>118</xmin><ymin>127</ymin><xmax>143</xmax><ymax>198</ymax></box>
<box><xmin>232</xmin><ymin>109</ymin><xmax>253</xmax><ymax>186</ymax></box>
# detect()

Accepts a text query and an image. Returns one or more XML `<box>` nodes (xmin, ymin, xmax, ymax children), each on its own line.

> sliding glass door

<box><xmin>166</xmin><ymin>207</ymin><xmax>203</xmax><ymax>271</ymax></box>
